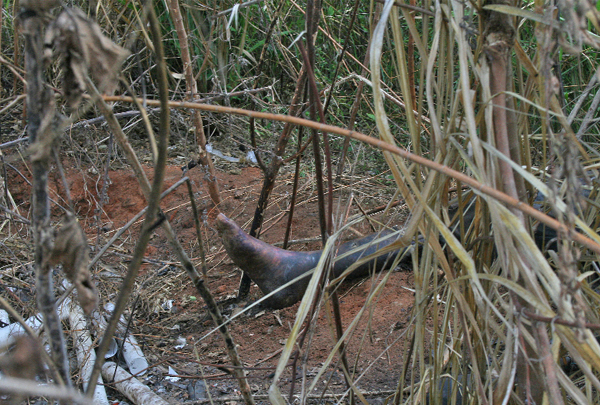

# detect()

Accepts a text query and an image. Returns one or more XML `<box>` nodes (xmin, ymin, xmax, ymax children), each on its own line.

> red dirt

<box><xmin>4</xmin><ymin>159</ymin><xmax>416</xmax><ymax>403</ymax></box>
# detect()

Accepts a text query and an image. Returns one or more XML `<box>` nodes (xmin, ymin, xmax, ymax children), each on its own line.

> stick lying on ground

<box><xmin>216</xmin><ymin>213</ymin><xmax>412</xmax><ymax>308</ymax></box>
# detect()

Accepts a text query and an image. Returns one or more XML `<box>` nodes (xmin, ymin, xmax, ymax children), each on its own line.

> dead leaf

<box><xmin>0</xmin><ymin>336</ymin><xmax>44</xmax><ymax>379</ymax></box>
<box><xmin>27</xmin><ymin>97</ymin><xmax>65</xmax><ymax>162</ymax></box>
<box><xmin>48</xmin><ymin>214</ymin><xmax>98</xmax><ymax>314</ymax></box>
<box><xmin>44</xmin><ymin>7</ymin><xmax>129</xmax><ymax>108</ymax></box>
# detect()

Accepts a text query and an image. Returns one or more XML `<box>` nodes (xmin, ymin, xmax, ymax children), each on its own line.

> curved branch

<box><xmin>102</xmin><ymin>95</ymin><xmax>600</xmax><ymax>255</ymax></box>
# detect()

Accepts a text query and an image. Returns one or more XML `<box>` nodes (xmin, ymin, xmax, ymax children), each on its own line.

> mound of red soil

<box><xmin>4</xmin><ymin>159</ymin><xmax>415</xmax><ymax>402</ymax></box>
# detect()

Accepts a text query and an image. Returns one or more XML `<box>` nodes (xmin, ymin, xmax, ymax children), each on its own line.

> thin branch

<box><xmin>0</xmin><ymin>377</ymin><xmax>93</xmax><ymax>405</ymax></box>
<box><xmin>102</xmin><ymin>95</ymin><xmax>600</xmax><ymax>255</ymax></box>
<box><xmin>521</xmin><ymin>308</ymin><xmax>600</xmax><ymax>330</ymax></box>
<box><xmin>86</xmin><ymin>3</ymin><xmax>171</xmax><ymax>396</ymax></box>
<box><xmin>21</xmin><ymin>7</ymin><xmax>71</xmax><ymax>386</ymax></box>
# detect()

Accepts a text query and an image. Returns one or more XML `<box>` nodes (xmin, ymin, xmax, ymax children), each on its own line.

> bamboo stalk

<box><xmin>167</xmin><ymin>0</ymin><xmax>221</xmax><ymax>205</ymax></box>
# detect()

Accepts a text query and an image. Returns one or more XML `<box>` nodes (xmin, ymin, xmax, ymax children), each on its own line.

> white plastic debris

<box><xmin>246</xmin><ymin>150</ymin><xmax>257</xmax><ymax>164</ymax></box>
<box><xmin>165</xmin><ymin>366</ymin><xmax>180</xmax><ymax>382</ymax></box>
<box><xmin>206</xmin><ymin>144</ymin><xmax>240</xmax><ymax>163</ymax></box>
<box><xmin>89</xmin><ymin>310</ymin><xmax>119</xmax><ymax>359</ymax></box>
<box><xmin>105</xmin><ymin>338</ymin><xmax>119</xmax><ymax>359</ymax></box>
<box><xmin>161</xmin><ymin>300</ymin><xmax>174</xmax><ymax>311</ymax></box>
<box><xmin>0</xmin><ymin>309</ymin><xmax>9</xmax><ymax>325</ymax></box>
<box><xmin>104</xmin><ymin>303</ymin><xmax>149</xmax><ymax>376</ymax></box>
<box><xmin>173</xmin><ymin>336</ymin><xmax>186</xmax><ymax>350</ymax></box>
<box><xmin>0</xmin><ymin>298</ymin><xmax>71</xmax><ymax>349</ymax></box>
<box><xmin>121</xmin><ymin>336</ymin><xmax>148</xmax><ymax>376</ymax></box>
<box><xmin>102</xmin><ymin>362</ymin><xmax>169</xmax><ymax>405</ymax></box>
<box><xmin>68</xmin><ymin>301</ymin><xmax>109</xmax><ymax>405</ymax></box>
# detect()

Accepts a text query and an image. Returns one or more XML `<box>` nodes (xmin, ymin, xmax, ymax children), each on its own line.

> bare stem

<box><xmin>167</xmin><ymin>0</ymin><xmax>221</xmax><ymax>205</ymax></box>
<box><xmin>21</xmin><ymin>8</ymin><xmax>71</xmax><ymax>387</ymax></box>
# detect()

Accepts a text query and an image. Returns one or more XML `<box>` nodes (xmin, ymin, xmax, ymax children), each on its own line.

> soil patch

<box><xmin>2</xmin><ymin>156</ymin><xmax>416</xmax><ymax>403</ymax></box>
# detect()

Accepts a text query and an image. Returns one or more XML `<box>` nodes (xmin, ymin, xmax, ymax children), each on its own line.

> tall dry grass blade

<box><xmin>268</xmin><ymin>223</ymin><xmax>349</xmax><ymax>405</ymax></box>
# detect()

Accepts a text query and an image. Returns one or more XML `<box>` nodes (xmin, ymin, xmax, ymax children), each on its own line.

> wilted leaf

<box><xmin>44</xmin><ymin>7</ymin><xmax>129</xmax><ymax>108</ymax></box>
<box><xmin>48</xmin><ymin>214</ymin><xmax>98</xmax><ymax>314</ymax></box>
<box><xmin>27</xmin><ymin>89</ymin><xmax>61</xmax><ymax>162</ymax></box>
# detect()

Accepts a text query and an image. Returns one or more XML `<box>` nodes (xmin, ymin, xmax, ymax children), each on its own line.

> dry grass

<box><xmin>1</xmin><ymin>0</ymin><xmax>600</xmax><ymax>404</ymax></box>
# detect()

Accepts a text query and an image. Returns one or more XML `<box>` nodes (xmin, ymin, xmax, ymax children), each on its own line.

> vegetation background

<box><xmin>1</xmin><ymin>0</ymin><xmax>600</xmax><ymax>404</ymax></box>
